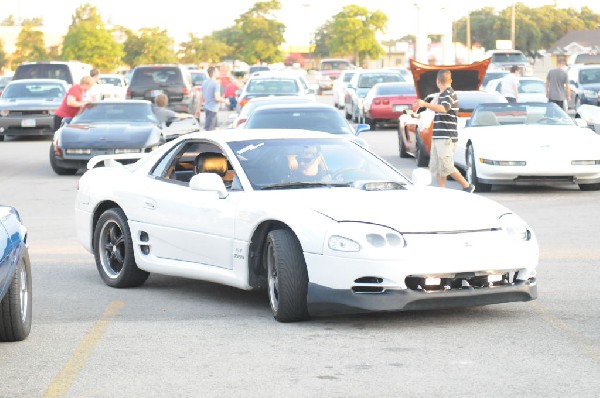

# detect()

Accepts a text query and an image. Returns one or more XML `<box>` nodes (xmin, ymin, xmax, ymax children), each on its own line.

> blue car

<box><xmin>0</xmin><ymin>205</ymin><xmax>32</xmax><ymax>341</ymax></box>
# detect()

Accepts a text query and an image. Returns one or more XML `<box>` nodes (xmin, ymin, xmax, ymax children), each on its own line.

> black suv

<box><xmin>127</xmin><ymin>65</ymin><xmax>194</xmax><ymax>113</ymax></box>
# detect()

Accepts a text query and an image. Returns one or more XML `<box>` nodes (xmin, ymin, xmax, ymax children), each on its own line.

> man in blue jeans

<box><xmin>198</xmin><ymin>66</ymin><xmax>228</xmax><ymax>130</ymax></box>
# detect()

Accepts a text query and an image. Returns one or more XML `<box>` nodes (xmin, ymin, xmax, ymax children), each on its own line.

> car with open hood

<box><xmin>398</xmin><ymin>58</ymin><xmax>506</xmax><ymax>166</ymax></box>
<box><xmin>76</xmin><ymin>129</ymin><xmax>538</xmax><ymax>322</ymax></box>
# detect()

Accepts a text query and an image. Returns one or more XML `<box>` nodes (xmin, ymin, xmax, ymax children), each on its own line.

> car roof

<box><xmin>183</xmin><ymin>129</ymin><xmax>342</xmax><ymax>143</ymax></box>
<box><xmin>7</xmin><ymin>78</ymin><xmax>67</xmax><ymax>85</ymax></box>
<box><xmin>251</xmin><ymin>103</ymin><xmax>338</xmax><ymax>112</ymax></box>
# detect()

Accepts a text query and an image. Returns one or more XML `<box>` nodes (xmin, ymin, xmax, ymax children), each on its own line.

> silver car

<box><xmin>0</xmin><ymin>79</ymin><xmax>67</xmax><ymax>141</ymax></box>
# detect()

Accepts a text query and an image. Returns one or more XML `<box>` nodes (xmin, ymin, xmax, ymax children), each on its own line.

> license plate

<box><xmin>21</xmin><ymin>118</ymin><xmax>36</xmax><ymax>127</ymax></box>
<box><xmin>151</xmin><ymin>90</ymin><xmax>164</xmax><ymax>98</ymax></box>
<box><xmin>393</xmin><ymin>105</ymin><xmax>410</xmax><ymax>112</ymax></box>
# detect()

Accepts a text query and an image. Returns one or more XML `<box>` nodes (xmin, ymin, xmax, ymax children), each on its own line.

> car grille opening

<box><xmin>352</xmin><ymin>276</ymin><xmax>385</xmax><ymax>294</ymax></box>
<box><xmin>405</xmin><ymin>272</ymin><xmax>515</xmax><ymax>292</ymax></box>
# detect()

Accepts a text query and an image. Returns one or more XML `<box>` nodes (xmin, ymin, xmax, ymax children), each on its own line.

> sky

<box><xmin>2</xmin><ymin>0</ymin><xmax>599</xmax><ymax>45</ymax></box>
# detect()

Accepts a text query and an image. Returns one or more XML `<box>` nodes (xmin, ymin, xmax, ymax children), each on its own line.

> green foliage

<box><xmin>178</xmin><ymin>34</ymin><xmax>231</xmax><ymax>64</ymax></box>
<box><xmin>13</xmin><ymin>25</ymin><xmax>47</xmax><ymax>64</ymax></box>
<box><xmin>123</xmin><ymin>28</ymin><xmax>177</xmax><ymax>67</ymax></box>
<box><xmin>312</xmin><ymin>21</ymin><xmax>333</xmax><ymax>58</ymax></box>
<box><xmin>1</xmin><ymin>15</ymin><xmax>16</xmax><ymax>26</ymax></box>
<box><xmin>61</xmin><ymin>4</ymin><xmax>123</xmax><ymax>70</ymax></box>
<box><xmin>233</xmin><ymin>0</ymin><xmax>285</xmax><ymax>64</ymax></box>
<box><xmin>454</xmin><ymin>3</ymin><xmax>600</xmax><ymax>55</ymax></box>
<box><xmin>0</xmin><ymin>40</ymin><xmax>6</xmax><ymax>70</ymax></box>
<box><xmin>325</xmin><ymin>5</ymin><xmax>388</xmax><ymax>66</ymax></box>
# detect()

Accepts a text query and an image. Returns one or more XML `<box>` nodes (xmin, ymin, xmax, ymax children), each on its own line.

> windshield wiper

<box><xmin>259</xmin><ymin>182</ymin><xmax>352</xmax><ymax>190</ymax></box>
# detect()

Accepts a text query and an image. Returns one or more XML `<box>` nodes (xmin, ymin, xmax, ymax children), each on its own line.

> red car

<box><xmin>361</xmin><ymin>82</ymin><xmax>417</xmax><ymax>130</ymax></box>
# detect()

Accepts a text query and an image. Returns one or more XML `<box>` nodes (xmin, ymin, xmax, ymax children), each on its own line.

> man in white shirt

<box><xmin>500</xmin><ymin>65</ymin><xmax>520</xmax><ymax>103</ymax></box>
<box><xmin>85</xmin><ymin>68</ymin><xmax>101</xmax><ymax>101</ymax></box>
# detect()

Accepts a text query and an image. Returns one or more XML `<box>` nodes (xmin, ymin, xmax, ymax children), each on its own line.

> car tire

<box><xmin>49</xmin><ymin>145</ymin><xmax>77</xmax><ymax>176</ymax></box>
<box><xmin>0</xmin><ymin>134</ymin><xmax>4</xmax><ymax>142</ymax></box>
<box><xmin>94</xmin><ymin>208</ymin><xmax>149</xmax><ymax>288</ymax></box>
<box><xmin>366</xmin><ymin>117</ymin><xmax>376</xmax><ymax>131</ymax></box>
<box><xmin>466</xmin><ymin>145</ymin><xmax>492</xmax><ymax>193</ymax></box>
<box><xmin>398</xmin><ymin>127</ymin><xmax>410</xmax><ymax>158</ymax></box>
<box><xmin>415</xmin><ymin>137</ymin><xmax>429</xmax><ymax>167</ymax></box>
<box><xmin>0</xmin><ymin>253</ymin><xmax>32</xmax><ymax>342</ymax></box>
<box><xmin>579</xmin><ymin>183</ymin><xmax>600</xmax><ymax>191</ymax></box>
<box><xmin>264</xmin><ymin>229</ymin><xmax>309</xmax><ymax>323</ymax></box>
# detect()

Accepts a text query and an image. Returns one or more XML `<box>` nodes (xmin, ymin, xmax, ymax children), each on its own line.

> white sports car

<box><xmin>76</xmin><ymin>130</ymin><xmax>538</xmax><ymax>322</ymax></box>
<box><xmin>455</xmin><ymin>102</ymin><xmax>600</xmax><ymax>192</ymax></box>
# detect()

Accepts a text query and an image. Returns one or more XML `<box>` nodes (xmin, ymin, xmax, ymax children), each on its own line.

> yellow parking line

<box><xmin>43</xmin><ymin>301</ymin><xmax>124</xmax><ymax>398</ymax></box>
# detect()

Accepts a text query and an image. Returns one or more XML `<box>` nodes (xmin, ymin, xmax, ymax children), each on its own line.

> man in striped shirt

<box><xmin>414</xmin><ymin>70</ymin><xmax>475</xmax><ymax>192</ymax></box>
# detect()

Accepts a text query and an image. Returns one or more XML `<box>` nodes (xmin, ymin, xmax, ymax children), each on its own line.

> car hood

<box><xmin>409</xmin><ymin>58</ymin><xmax>491</xmax><ymax>99</ymax></box>
<box><xmin>257</xmin><ymin>185</ymin><xmax>506</xmax><ymax>233</ymax></box>
<box><xmin>467</xmin><ymin>124</ymin><xmax>600</xmax><ymax>156</ymax></box>
<box><xmin>0</xmin><ymin>98</ymin><xmax>62</xmax><ymax>109</ymax></box>
<box><xmin>60</xmin><ymin>123</ymin><xmax>159</xmax><ymax>148</ymax></box>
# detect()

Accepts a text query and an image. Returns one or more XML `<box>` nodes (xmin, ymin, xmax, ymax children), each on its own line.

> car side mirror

<box><xmin>189</xmin><ymin>173</ymin><xmax>228</xmax><ymax>199</ymax></box>
<box><xmin>465</xmin><ymin>119</ymin><xmax>472</xmax><ymax>127</ymax></box>
<box><xmin>355</xmin><ymin>124</ymin><xmax>370</xmax><ymax>135</ymax></box>
<box><xmin>574</xmin><ymin>118</ymin><xmax>588</xmax><ymax>128</ymax></box>
<box><xmin>346</xmin><ymin>83</ymin><xmax>353</xmax><ymax>89</ymax></box>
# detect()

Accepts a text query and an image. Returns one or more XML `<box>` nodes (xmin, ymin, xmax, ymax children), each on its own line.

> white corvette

<box><xmin>455</xmin><ymin>102</ymin><xmax>600</xmax><ymax>192</ymax></box>
<box><xmin>76</xmin><ymin>129</ymin><xmax>538</xmax><ymax>322</ymax></box>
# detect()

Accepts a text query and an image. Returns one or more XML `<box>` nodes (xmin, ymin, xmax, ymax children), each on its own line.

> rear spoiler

<box><xmin>87</xmin><ymin>153</ymin><xmax>145</xmax><ymax>170</ymax></box>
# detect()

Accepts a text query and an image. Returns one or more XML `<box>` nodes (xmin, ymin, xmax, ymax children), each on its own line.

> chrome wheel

<box><xmin>19</xmin><ymin>265</ymin><xmax>29</xmax><ymax>323</ymax></box>
<box><xmin>266</xmin><ymin>240</ymin><xmax>279</xmax><ymax>313</ymax></box>
<box><xmin>98</xmin><ymin>219</ymin><xmax>126</xmax><ymax>279</ymax></box>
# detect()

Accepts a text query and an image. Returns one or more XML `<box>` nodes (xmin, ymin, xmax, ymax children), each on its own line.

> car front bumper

<box><xmin>308</xmin><ymin>279</ymin><xmax>536</xmax><ymax>315</ymax></box>
<box><xmin>0</xmin><ymin>115</ymin><xmax>55</xmax><ymax>135</ymax></box>
<box><xmin>476</xmin><ymin>163</ymin><xmax>600</xmax><ymax>186</ymax></box>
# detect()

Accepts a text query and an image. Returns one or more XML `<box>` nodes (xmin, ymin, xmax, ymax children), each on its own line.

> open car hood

<box><xmin>410</xmin><ymin>58</ymin><xmax>491</xmax><ymax>99</ymax></box>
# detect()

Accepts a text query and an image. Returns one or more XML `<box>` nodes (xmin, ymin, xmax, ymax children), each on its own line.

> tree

<box><xmin>233</xmin><ymin>0</ymin><xmax>286</xmax><ymax>64</ymax></box>
<box><xmin>178</xmin><ymin>34</ymin><xmax>231</xmax><ymax>64</ymax></box>
<box><xmin>453</xmin><ymin>7</ymin><xmax>498</xmax><ymax>50</ymax></box>
<box><xmin>0</xmin><ymin>39</ymin><xmax>7</xmax><ymax>71</ymax></box>
<box><xmin>1</xmin><ymin>15</ymin><xmax>17</xmax><ymax>26</ymax></box>
<box><xmin>61</xmin><ymin>4</ymin><xmax>123</xmax><ymax>70</ymax></box>
<box><xmin>13</xmin><ymin>24</ymin><xmax>47</xmax><ymax>64</ymax></box>
<box><xmin>326</xmin><ymin>5</ymin><xmax>388</xmax><ymax>66</ymax></box>
<box><xmin>312</xmin><ymin>20</ymin><xmax>334</xmax><ymax>58</ymax></box>
<box><xmin>123</xmin><ymin>28</ymin><xmax>177</xmax><ymax>67</ymax></box>
<box><xmin>495</xmin><ymin>4</ymin><xmax>542</xmax><ymax>55</ymax></box>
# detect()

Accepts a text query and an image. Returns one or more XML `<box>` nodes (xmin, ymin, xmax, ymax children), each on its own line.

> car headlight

<box><xmin>328</xmin><ymin>235</ymin><xmax>360</xmax><ymax>252</ymax></box>
<box><xmin>499</xmin><ymin>213</ymin><xmax>531</xmax><ymax>241</ymax></box>
<box><xmin>583</xmin><ymin>89</ymin><xmax>597</xmax><ymax>98</ymax></box>
<box><xmin>0</xmin><ymin>110</ymin><xmax>9</xmax><ymax>117</ymax></box>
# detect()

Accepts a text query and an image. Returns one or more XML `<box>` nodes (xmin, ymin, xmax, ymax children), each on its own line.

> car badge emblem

<box><xmin>464</xmin><ymin>241</ymin><xmax>472</xmax><ymax>248</ymax></box>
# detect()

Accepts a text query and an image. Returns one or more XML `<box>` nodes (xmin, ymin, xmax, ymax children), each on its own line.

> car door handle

<box><xmin>143</xmin><ymin>198</ymin><xmax>157</xmax><ymax>210</ymax></box>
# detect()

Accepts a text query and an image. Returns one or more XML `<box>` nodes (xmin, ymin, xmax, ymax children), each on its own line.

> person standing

<box><xmin>224</xmin><ymin>79</ymin><xmax>239</xmax><ymax>111</ymax></box>
<box><xmin>546</xmin><ymin>59</ymin><xmax>570</xmax><ymax>111</ymax></box>
<box><xmin>414</xmin><ymin>70</ymin><xmax>475</xmax><ymax>192</ymax></box>
<box><xmin>54</xmin><ymin>75</ymin><xmax>93</xmax><ymax>131</ymax></box>
<box><xmin>500</xmin><ymin>65</ymin><xmax>520</xmax><ymax>103</ymax></box>
<box><xmin>197</xmin><ymin>66</ymin><xmax>228</xmax><ymax>131</ymax></box>
<box><xmin>85</xmin><ymin>68</ymin><xmax>102</xmax><ymax>101</ymax></box>
<box><xmin>152</xmin><ymin>93</ymin><xmax>192</xmax><ymax>123</ymax></box>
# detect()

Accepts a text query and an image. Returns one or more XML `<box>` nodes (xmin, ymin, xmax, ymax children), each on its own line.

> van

<box><xmin>127</xmin><ymin>64</ymin><xmax>194</xmax><ymax>113</ymax></box>
<box><xmin>13</xmin><ymin>61</ymin><xmax>93</xmax><ymax>86</ymax></box>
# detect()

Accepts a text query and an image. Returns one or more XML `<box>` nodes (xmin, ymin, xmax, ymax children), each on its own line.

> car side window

<box><xmin>150</xmin><ymin>141</ymin><xmax>240</xmax><ymax>190</ymax></box>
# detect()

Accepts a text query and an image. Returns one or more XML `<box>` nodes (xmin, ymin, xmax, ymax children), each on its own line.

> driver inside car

<box><xmin>288</xmin><ymin>145</ymin><xmax>329</xmax><ymax>181</ymax></box>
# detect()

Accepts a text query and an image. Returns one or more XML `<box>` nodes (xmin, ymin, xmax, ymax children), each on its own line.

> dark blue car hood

<box><xmin>60</xmin><ymin>123</ymin><xmax>160</xmax><ymax>148</ymax></box>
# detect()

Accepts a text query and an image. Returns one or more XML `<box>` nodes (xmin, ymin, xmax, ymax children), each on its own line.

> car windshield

<box><xmin>376</xmin><ymin>84</ymin><xmax>416</xmax><ymax>95</ymax></box>
<box><xmin>457</xmin><ymin>92</ymin><xmax>506</xmax><ymax>112</ymax></box>
<box><xmin>191</xmin><ymin>73</ymin><xmax>207</xmax><ymax>85</ymax></box>
<box><xmin>239</xmin><ymin>98</ymin><xmax>312</xmax><ymax>119</ymax></box>
<box><xmin>342</xmin><ymin>72</ymin><xmax>355</xmax><ymax>82</ymax></box>
<box><xmin>471</xmin><ymin>103</ymin><xmax>574</xmax><ymax>127</ymax></box>
<box><xmin>99</xmin><ymin>77</ymin><xmax>123</xmax><ymax>86</ymax></box>
<box><xmin>131</xmin><ymin>68</ymin><xmax>182</xmax><ymax>85</ymax></box>
<box><xmin>321</xmin><ymin>61</ymin><xmax>351</xmax><ymax>71</ymax></box>
<box><xmin>358</xmin><ymin>74</ymin><xmax>404</xmax><ymax>88</ymax></box>
<box><xmin>246</xmin><ymin>78</ymin><xmax>299</xmax><ymax>94</ymax></box>
<box><xmin>229</xmin><ymin>138</ymin><xmax>407</xmax><ymax>189</ymax></box>
<box><xmin>245</xmin><ymin>109</ymin><xmax>354</xmax><ymax>135</ymax></box>
<box><xmin>579</xmin><ymin>69</ymin><xmax>600</xmax><ymax>84</ymax></box>
<box><xmin>519</xmin><ymin>80</ymin><xmax>545</xmax><ymax>94</ymax></box>
<box><xmin>2</xmin><ymin>82</ymin><xmax>65</xmax><ymax>99</ymax></box>
<box><xmin>72</xmin><ymin>103</ymin><xmax>158</xmax><ymax>123</ymax></box>
<box><xmin>491</xmin><ymin>53</ymin><xmax>527</xmax><ymax>63</ymax></box>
